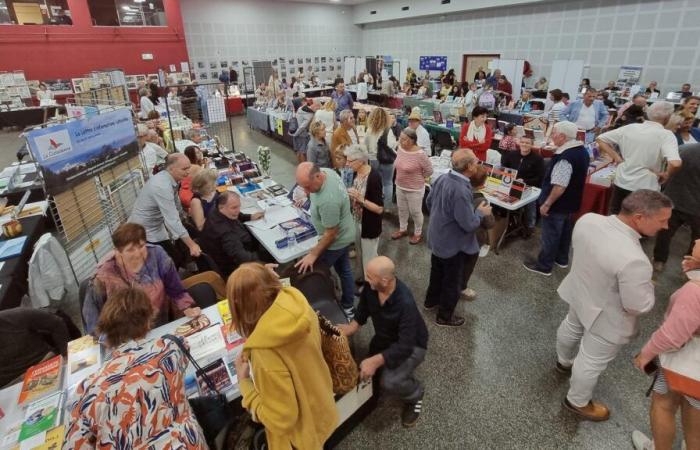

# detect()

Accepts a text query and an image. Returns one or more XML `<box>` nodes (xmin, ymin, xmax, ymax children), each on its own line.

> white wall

<box><xmin>181</xmin><ymin>0</ymin><xmax>363</xmax><ymax>82</ymax></box>
<box><xmin>360</xmin><ymin>0</ymin><xmax>700</xmax><ymax>95</ymax></box>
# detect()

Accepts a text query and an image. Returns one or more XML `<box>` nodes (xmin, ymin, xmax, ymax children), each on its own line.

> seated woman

<box><xmin>82</xmin><ymin>223</ymin><xmax>200</xmax><ymax>334</ymax></box>
<box><xmin>229</xmin><ymin>263</ymin><xmax>338</xmax><ymax>449</ymax></box>
<box><xmin>189</xmin><ymin>168</ymin><xmax>219</xmax><ymax>232</ymax></box>
<box><xmin>66</xmin><ymin>287</ymin><xmax>207</xmax><ymax>449</ymax></box>
<box><xmin>458</xmin><ymin>106</ymin><xmax>494</xmax><ymax>162</ymax></box>
<box><xmin>179</xmin><ymin>145</ymin><xmax>206</xmax><ymax>211</ymax></box>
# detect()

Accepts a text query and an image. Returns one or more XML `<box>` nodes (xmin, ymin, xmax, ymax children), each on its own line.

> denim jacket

<box><xmin>560</xmin><ymin>99</ymin><xmax>609</xmax><ymax>129</ymax></box>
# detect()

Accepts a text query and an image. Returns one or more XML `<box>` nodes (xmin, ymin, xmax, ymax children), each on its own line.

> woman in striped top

<box><xmin>391</xmin><ymin>128</ymin><xmax>433</xmax><ymax>245</ymax></box>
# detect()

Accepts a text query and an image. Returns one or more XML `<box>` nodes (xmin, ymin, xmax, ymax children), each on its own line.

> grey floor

<box><xmin>1</xmin><ymin>117</ymin><xmax>691</xmax><ymax>449</ymax></box>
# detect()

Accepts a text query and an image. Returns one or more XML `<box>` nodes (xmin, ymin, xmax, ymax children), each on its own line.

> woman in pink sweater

<box><xmin>632</xmin><ymin>239</ymin><xmax>700</xmax><ymax>450</ymax></box>
<box><xmin>391</xmin><ymin>128</ymin><xmax>433</xmax><ymax>244</ymax></box>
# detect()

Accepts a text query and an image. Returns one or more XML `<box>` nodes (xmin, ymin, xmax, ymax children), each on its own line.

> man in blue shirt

<box><xmin>560</xmin><ymin>89</ymin><xmax>609</xmax><ymax>144</ymax></box>
<box><xmin>331</xmin><ymin>81</ymin><xmax>354</xmax><ymax>120</ymax></box>
<box><xmin>424</xmin><ymin>149</ymin><xmax>492</xmax><ymax>327</ymax></box>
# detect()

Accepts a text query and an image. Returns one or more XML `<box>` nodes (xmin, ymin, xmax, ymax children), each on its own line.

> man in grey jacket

<box><xmin>556</xmin><ymin>190</ymin><xmax>672</xmax><ymax>421</ymax></box>
<box><xmin>424</xmin><ymin>149</ymin><xmax>492</xmax><ymax>327</ymax></box>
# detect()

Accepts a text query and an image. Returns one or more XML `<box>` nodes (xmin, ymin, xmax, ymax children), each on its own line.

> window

<box><xmin>88</xmin><ymin>0</ymin><xmax>167</xmax><ymax>27</ymax></box>
<box><xmin>0</xmin><ymin>0</ymin><xmax>72</xmax><ymax>25</ymax></box>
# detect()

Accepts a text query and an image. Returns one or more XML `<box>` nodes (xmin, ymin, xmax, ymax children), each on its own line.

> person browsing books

<box><xmin>230</xmin><ymin>263</ymin><xmax>338</xmax><ymax>449</ymax></box>
<box><xmin>66</xmin><ymin>287</ymin><xmax>208</xmax><ymax>449</ymax></box>
<box><xmin>198</xmin><ymin>191</ymin><xmax>267</xmax><ymax>278</ymax></box>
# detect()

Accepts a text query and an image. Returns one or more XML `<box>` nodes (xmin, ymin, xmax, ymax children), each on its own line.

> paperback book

<box><xmin>18</xmin><ymin>392</ymin><xmax>64</xmax><ymax>442</ymax></box>
<box><xmin>18</xmin><ymin>356</ymin><xmax>63</xmax><ymax>406</ymax></box>
<box><xmin>66</xmin><ymin>336</ymin><xmax>102</xmax><ymax>389</ymax></box>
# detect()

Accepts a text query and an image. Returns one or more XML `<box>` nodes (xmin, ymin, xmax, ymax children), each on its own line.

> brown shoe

<box><xmin>563</xmin><ymin>398</ymin><xmax>610</xmax><ymax>421</ymax></box>
<box><xmin>391</xmin><ymin>230</ymin><xmax>408</xmax><ymax>240</ymax></box>
<box><xmin>409</xmin><ymin>234</ymin><xmax>422</xmax><ymax>245</ymax></box>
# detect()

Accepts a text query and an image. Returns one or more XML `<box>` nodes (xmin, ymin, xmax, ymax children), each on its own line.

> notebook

<box><xmin>0</xmin><ymin>236</ymin><xmax>27</xmax><ymax>261</ymax></box>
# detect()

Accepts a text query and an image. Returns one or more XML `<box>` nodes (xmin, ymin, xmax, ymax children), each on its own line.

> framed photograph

<box><xmin>321</xmin><ymin>66</ymin><xmax>326</xmax><ymax>72</ymax></box>
<box><xmin>297</xmin><ymin>58</ymin><xmax>303</xmax><ymax>64</ymax></box>
<box><xmin>210</xmin><ymin>62</ymin><xmax>217</xmax><ymax>69</ymax></box>
<box><xmin>314</xmin><ymin>57</ymin><xmax>319</xmax><ymax>63</ymax></box>
<box><xmin>125</xmin><ymin>75</ymin><xmax>138</xmax><ymax>90</ymax></box>
<box><xmin>220</xmin><ymin>61</ymin><xmax>228</xmax><ymax>68</ymax></box>
<box><xmin>197</xmin><ymin>61</ymin><xmax>205</xmax><ymax>69</ymax></box>
<box><xmin>280</xmin><ymin>58</ymin><xmax>285</xmax><ymax>63</ymax></box>
<box><xmin>336</xmin><ymin>57</ymin><xmax>341</xmax><ymax>63</ymax></box>
<box><xmin>232</xmin><ymin>61</ymin><xmax>239</xmax><ymax>68</ymax></box>
<box><xmin>241</xmin><ymin>60</ymin><xmax>249</xmax><ymax>66</ymax></box>
<box><xmin>290</xmin><ymin>68</ymin><xmax>296</xmax><ymax>74</ymax></box>
<box><xmin>211</xmin><ymin>71</ymin><xmax>219</xmax><ymax>79</ymax></box>
<box><xmin>200</xmin><ymin>72</ymin><xmax>208</xmax><ymax>80</ymax></box>
<box><xmin>329</xmin><ymin>65</ymin><xmax>334</xmax><ymax>72</ymax></box>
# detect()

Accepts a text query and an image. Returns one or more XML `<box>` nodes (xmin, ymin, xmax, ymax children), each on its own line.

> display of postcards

<box><xmin>0</xmin><ymin>73</ymin><xmax>14</xmax><ymax>87</ymax></box>
<box><xmin>248</xmin><ymin>189</ymin><xmax>272</xmax><ymax>201</ymax></box>
<box><xmin>211</xmin><ymin>71</ymin><xmax>219</xmax><ymax>79</ymax></box>
<box><xmin>44</xmin><ymin>79</ymin><xmax>73</xmax><ymax>94</ymax></box>
<box><xmin>272</xmin><ymin>59</ymin><xmax>278</xmax><ymax>66</ymax></box>
<box><xmin>321</xmin><ymin>66</ymin><xmax>326</xmax><ymax>72</ymax></box>
<box><xmin>329</xmin><ymin>65</ymin><xmax>334</xmax><ymax>72</ymax></box>
<box><xmin>209</xmin><ymin>62</ymin><xmax>217</xmax><ymax>69</ymax></box>
<box><xmin>306</xmin><ymin>57</ymin><xmax>312</xmax><ymax>63</ymax></box>
<box><xmin>321</xmin><ymin>57</ymin><xmax>326</xmax><ymax>63</ymax></box>
<box><xmin>336</xmin><ymin>57</ymin><xmax>341</xmax><ymax>62</ymax></box>
<box><xmin>13</xmin><ymin>71</ymin><xmax>26</xmax><ymax>84</ymax></box>
<box><xmin>279</xmin><ymin>58</ymin><xmax>285</xmax><ymax>63</ymax></box>
<box><xmin>174</xmin><ymin>315</ymin><xmax>211</xmax><ymax>337</ymax></box>
<box><xmin>17</xmin><ymin>85</ymin><xmax>31</xmax><ymax>98</ymax></box>
<box><xmin>220</xmin><ymin>61</ymin><xmax>228</xmax><ymax>68</ymax></box>
<box><xmin>199</xmin><ymin>72</ymin><xmax>208</xmax><ymax>80</ymax></box>
<box><xmin>125</xmin><ymin>75</ymin><xmax>138</xmax><ymax>90</ymax></box>
<box><xmin>241</xmin><ymin>60</ymin><xmax>249</xmax><ymax>66</ymax></box>
<box><xmin>314</xmin><ymin>57</ymin><xmax>319</xmax><ymax>63</ymax></box>
<box><xmin>297</xmin><ymin>58</ymin><xmax>303</xmax><ymax>64</ymax></box>
<box><xmin>197</xmin><ymin>62</ymin><xmax>205</xmax><ymax>69</ymax></box>
<box><xmin>266</xmin><ymin>184</ymin><xmax>288</xmax><ymax>196</ymax></box>
<box><xmin>197</xmin><ymin>358</ymin><xmax>234</xmax><ymax>396</ymax></box>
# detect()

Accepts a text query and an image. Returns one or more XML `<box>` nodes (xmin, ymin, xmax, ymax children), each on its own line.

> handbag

<box><xmin>317</xmin><ymin>313</ymin><xmax>359</xmax><ymax>395</ymax></box>
<box><xmin>162</xmin><ymin>334</ymin><xmax>231</xmax><ymax>448</ymax></box>
<box><xmin>659</xmin><ymin>335</ymin><xmax>700</xmax><ymax>400</ymax></box>
<box><xmin>376</xmin><ymin>128</ymin><xmax>397</xmax><ymax>164</ymax></box>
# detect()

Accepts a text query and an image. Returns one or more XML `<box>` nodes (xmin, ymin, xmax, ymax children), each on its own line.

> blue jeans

<box><xmin>318</xmin><ymin>245</ymin><xmax>355</xmax><ymax>311</ymax></box>
<box><xmin>536</xmin><ymin>212</ymin><xmax>574</xmax><ymax>272</ymax></box>
<box><xmin>524</xmin><ymin>202</ymin><xmax>537</xmax><ymax>229</ymax></box>
<box><xmin>378</xmin><ymin>162</ymin><xmax>395</xmax><ymax>206</ymax></box>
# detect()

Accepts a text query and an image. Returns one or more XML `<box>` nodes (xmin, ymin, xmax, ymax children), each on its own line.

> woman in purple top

<box><xmin>82</xmin><ymin>223</ymin><xmax>200</xmax><ymax>334</ymax></box>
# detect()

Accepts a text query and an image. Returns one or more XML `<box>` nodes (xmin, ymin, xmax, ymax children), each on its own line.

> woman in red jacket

<box><xmin>459</xmin><ymin>106</ymin><xmax>494</xmax><ymax>161</ymax></box>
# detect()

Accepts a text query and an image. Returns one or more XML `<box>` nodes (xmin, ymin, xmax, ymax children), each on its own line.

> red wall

<box><xmin>0</xmin><ymin>0</ymin><xmax>189</xmax><ymax>81</ymax></box>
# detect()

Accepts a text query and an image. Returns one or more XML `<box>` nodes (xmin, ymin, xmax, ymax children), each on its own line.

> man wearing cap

<box><xmin>407</xmin><ymin>107</ymin><xmax>431</xmax><ymax>156</ymax></box>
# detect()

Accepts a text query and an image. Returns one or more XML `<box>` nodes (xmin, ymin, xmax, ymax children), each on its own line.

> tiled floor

<box><xmin>2</xmin><ymin>117</ymin><xmax>691</xmax><ymax>449</ymax></box>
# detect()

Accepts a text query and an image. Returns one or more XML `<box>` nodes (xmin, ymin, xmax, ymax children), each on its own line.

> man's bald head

<box><xmin>145</xmin><ymin>129</ymin><xmax>159</xmax><ymax>143</ymax></box>
<box><xmin>366</xmin><ymin>256</ymin><xmax>395</xmax><ymax>280</ymax></box>
<box><xmin>165</xmin><ymin>153</ymin><xmax>191</xmax><ymax>182</ymax></box>
<box><xmin>295</xmin><ymin>162</ymin><xmax>324</xmax><ymax>194</ymax></box>
<box><xmin>452</xmin><ymin>148</ymin><xmax>478</xmax><ymax>174</ymax></box>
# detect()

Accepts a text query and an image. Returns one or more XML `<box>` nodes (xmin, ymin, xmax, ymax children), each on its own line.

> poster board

<box><xmin>549</xmin><ymin>60</ymin><xmax>584</xmax><ymax>98</ymax></box>
<box><xmin>419</xmin><ymin>56</ymin><xmax>447</xmax><ymax>71</ymax></box>
<box><xmin>616</xmin><ymin>65</ymin><xmax>642</xmax><ymax>90</ymax></box>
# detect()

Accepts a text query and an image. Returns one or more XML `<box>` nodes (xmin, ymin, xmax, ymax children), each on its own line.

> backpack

<box><xmin>376</xmin><ymin>128</ymin><xmax>397</xmax><ymax>164</ymax></box>
<box><xmin>478</xmin><ymin>91</ymin><xmax>496</xmax><ymax>110</ymax></box>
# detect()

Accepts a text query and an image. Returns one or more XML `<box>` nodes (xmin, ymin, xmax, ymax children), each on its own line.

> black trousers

<box><xmin>425</xmin><ymin>251</ymin><xmax>479</xmax><ymax>321</ymax></box>
<box><xmin>609</xmin><ymin>185</ymin><xmax>633</xmax><ymax>215</ymax></box>
<box><xmin>653</xmin><ymin>209</ymin><xmax>700</xmax><ymax>263</ymax></box>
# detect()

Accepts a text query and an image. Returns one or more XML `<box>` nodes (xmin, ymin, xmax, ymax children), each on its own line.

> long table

<box><xmin>0</xmin><ymin>106</ymin><xmax>66</xmax><ymax>129</ymax></box>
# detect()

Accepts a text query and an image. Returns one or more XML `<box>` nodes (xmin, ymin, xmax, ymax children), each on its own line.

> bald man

<box><xmin>129</xmin><ymin>153</ymin><xmax>201</xmax><ymax>266</ymax></box>
<box><xmin>295</xmin><ymin>162</ymin><xmax>356</xmax><ymax>318</ymax></box>
<box><xmin>337</xmin><ymin>256</ymin><xmax>428</xmax><ymax>428</ymax></box>
<box><xmin>425</xmin><ymin>149</ymin><xmax>491</xmax><ymax>327</ymax></box>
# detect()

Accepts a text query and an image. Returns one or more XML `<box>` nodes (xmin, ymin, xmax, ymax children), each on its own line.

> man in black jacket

<box><xmin>199</xmin><ymin>191</ymin><xmax>268</xmax><ymax>278</ymax></box>
<box><xmin>501</xmin><ymin>136</ymin><xmax>545</xmax><ymax>236</ymax></box>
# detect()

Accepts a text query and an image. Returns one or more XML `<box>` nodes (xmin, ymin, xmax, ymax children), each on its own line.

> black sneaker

<box><xmin>423</xmin><ymin>302</ymin><xmax>437</xmax><ymax>311</ymax></box>
<box><xmin>436</xmin><ymin>315</ymin><xmax>465</xmax><ymax>327</ymax></box>
<box><xmin>401</xmin><ymin>400</ymin><xmax>422</xmax><ymax>428</ymax></box>
<box><xmin>556</xmin><ymin>361</ymin><xmax>572</xmax><ymax>376</ymax></box>
<box><xmin>555</xmin><ymin>261</ymin><xmax>569</xmax><ymax>269</ymax></box>
<box><xmin>522</xmin><ymin>261</ymin><xmax>552</xmax><ymax>277</ymax></box>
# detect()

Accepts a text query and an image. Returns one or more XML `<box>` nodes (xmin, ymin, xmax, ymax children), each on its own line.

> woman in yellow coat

<box><xmin>229</xmin><ymin>263</ymin><xmax>338</xmax><ymax>450</ymax></box>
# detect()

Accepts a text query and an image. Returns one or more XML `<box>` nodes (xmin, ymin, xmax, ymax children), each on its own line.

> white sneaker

<box><xmin>479</xmin><ymin>244</ymin><xmax>490</xmax><ymax>257</ymax></box>
<box><xmin>461</xmin><ymin>288</ymin><xmax>477</xmax><ymax>300</ymax></box>
<box><xmin>632</xmin><ymin>430</ymin><xmax>653</xmax><ymax>450</ymax></box>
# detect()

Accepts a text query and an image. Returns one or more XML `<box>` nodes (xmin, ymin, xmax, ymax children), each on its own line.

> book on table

<box><xmin>18</xmin><ymin>355</ymin><xmax>63</xmax><ymax>406</ymax></box>
<box><xmin>18</xmin><ymin>391</ymin><xmax>65</xmax><ymax>442</ymax></box>
<box><xmin>66</xmin><ymin>335</ymin><xmax>102</xmax><ymax>389</ymax></box>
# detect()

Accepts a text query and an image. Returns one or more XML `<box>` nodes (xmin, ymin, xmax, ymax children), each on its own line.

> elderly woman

<box><xmin>307</xmin><ymin>121</ymin><xmax>332</xmax><ymax>168</ymax></box>
<box><xmin>673</xmin><ymin>109</ymin><xmax>700</xmax><ymax>144</ymax></box>
<box><xmin>229</xmin><ymin>263</ymin><xmax>338</xmax><ymax>450</ymax></box>
<box><xmin>631</xmin><ymin>239</ymin><xmax>700</xmax><ymax>450</ymax></box>
<box><xmin>392</xmin><ymin>128</ymin><xmax>433</xmax><ymax>245</ymax></box>
<box><xmin>82</xmin><ymin>223</ymin><xmax>200</xmax><ymax>334</ymax></box>
<box><xmin>344</xmin><ymin>145</ymin><xmax>384</xmax><ymax>276</ymax></box>
<box><xmin>139</xmin><ymin>87</ymin><xmax>155</xmax><ymax>120</ymax></box>
<box><xmin>66</xmin><ymin>287</ymin><xmax>207</xmax><ymax>449</ymax></box>
<box><xmin>459</xmin><ymin>106</ymin><xmax>494</xmax><ymax>162</ymax></box>
<box><xmin>189</xmin><ymin>168</ymin><xmax>219</xmax><ymax>231</ymax></box>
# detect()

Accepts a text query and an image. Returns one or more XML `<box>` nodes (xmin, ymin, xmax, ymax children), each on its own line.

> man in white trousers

<box><xmin>556</xmin><ymin>189</ymin><xmax>672</xmax><ymax>421</ymax></box>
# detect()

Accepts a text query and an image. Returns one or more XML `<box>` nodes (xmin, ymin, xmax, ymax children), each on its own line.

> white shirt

<box><xmin>143</xmin><ymin>142</ymin><xmax>169</xmax><ymax>172</ymax></box>
<box><xmin>364</xmin><ymin>127</ymin><xmax>398</xmax><ymax>160</ymax></box>
<box><xmin>558</xmin><ymin>214</ymin><xmax>654</xmax><ymax>344</ymax></box>
<box><xmin>416</xmin><ymin>125</ymin><xmax>431</xmax><ymax>156</ymax></box>
<box><xmin>683</xmin><ymin>134</ymin><xmax>698</xmax><ymax>145</ymax></box>
<box><xmin>357</xmin><ymin>82</ymin><xmax>368</xmax><ymax>100</ymax></box>
<box><xmin>549</xmin><ymin>102</ymin><xmax>566</xmax><ymax>121</ymax></box>
<box><xmin>139</xmin><ymin>96</ymin><xmax>155</xmax><ymax>119</ymax></box>
<box><xmin>174</xmin><ymin>139</ymin><xmax>197</xmax><ymax>153</ymax></box>
<box><xmin>575</xmin><ymin>103</ymin><xmax>596</xmax><ymax>130</ymax></box>
<box><xmin>597</xmin><ymin>121</ymin><xmax>681</xmax><ymax>191</ymax></box>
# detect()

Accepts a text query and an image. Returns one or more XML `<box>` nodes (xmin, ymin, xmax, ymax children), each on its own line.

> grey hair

<box><xmin>452</xmin><ymin>152</ymin><xmax>478</xmax><ymax>172</ymax></box>
<box><xmin>343</xmin><ymin>144</ymin><xmax>369</xmax><ymax>162</ymax></box>
<box><xmin>552</xmin><ymin>121</ymin><xmax>578</xmax><ymax>140</ymax></box>
<box><xmin>647</xmin><ymin>101</ymin><xmax>675</xmax><ymax>123</ymax></box>
<box><xmin>339</xmin><ymin>109</ymin><xmax>354</xmax><ymax>122</ymax></box>
<box><xmin>620</xmin><ymin>189</ymin><xmax>673</xmax><ymax>216</ymax></box>
<box><xmin>184</xmin><ymin>128</ymin><xmax>199</xmax><ymax>140</ymax></box>
<box><xmin>401</xmin><ymin>127</ymin><xmax>418</xmax><ymax>144</ymax></box>
<box><xmin>138</xmin><ymin>87</ymin><xmax>149</xmax><ymax>97</ymax></box>
<box><xmin>164</xmin><ymin>153</ymin><xmax>185</xmax><ymax>168</ymax></box>
<box><xmin>216</xmin><ymin>190</ymin><xmax>241</xmax><ymax>209</ymax></box>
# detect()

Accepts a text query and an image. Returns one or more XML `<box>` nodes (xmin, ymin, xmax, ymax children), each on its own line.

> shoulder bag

<box><xmin>162</xmin><ymin>334</ymin><xmax>231</xmax><ymax>448</ymax></box>
<box><xmin>376</xmin><ymin>128</ymin><xmax>397</xmax><ymax>164</ymax></box>
<box><xmin>317</xmin><ymin>313</ymin><xmax>359</xmax><ymax>395</ymax></box>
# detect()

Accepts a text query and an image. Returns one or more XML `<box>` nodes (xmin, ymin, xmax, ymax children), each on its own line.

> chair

<box><xmin>186</xmin><ymin>283</ymin><xmax>218</xmax><ymax>308</ymax></box>
<box><xmin>285</xmin><ymin>264</ymin><xmax>347</xmax><ymax>325</ymax></box>
<box><xmin>434</xmin><ymin>129</ymin><xmax>455</xmax><ymax>151</ymax></box>
<box><xmin>194</xmin><ymin>252</ymin><xmax>222</xmax><ymax>276</ymax></box>
<box><xmin>182</xmin><ymin>270</ymin><xmax>227</xmax><ymax>300</ymax></box>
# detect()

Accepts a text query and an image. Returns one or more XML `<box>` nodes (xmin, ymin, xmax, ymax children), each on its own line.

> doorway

<box><xmin>462</xmin><ymin>54</ymin><xmax>500</xmax><ymax>83</ymax></box>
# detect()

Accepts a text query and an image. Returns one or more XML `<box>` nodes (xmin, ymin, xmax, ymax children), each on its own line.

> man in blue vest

<box><xmin>523</xmin><ymin>121</ymin><xmax>589</xmax><ymax>276</ymax></box>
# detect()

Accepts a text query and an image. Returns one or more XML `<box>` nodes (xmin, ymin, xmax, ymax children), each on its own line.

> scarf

<box><xmin>467</xmin><ymin>121</ymin><xmax>486</xmax><ymax>142</ymax></box>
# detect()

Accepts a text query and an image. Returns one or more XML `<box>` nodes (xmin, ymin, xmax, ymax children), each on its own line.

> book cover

<box><xmin>20</xmin><ymin>425</ymin><xmax>64</xmax><ymax>450</ymax></box>
<box><xmin>0</xmin><ymin>236</ymin><xmax>28</xmax><ymax>261</ymax></box>
<box><xmin>196</xmin><ymin>358</ymin><xmax>234</xmax><ymax>396</ymax></box>
<box><xmin>18</xmin><ymin>392</ymin><xmax>64</xmax><ymax>442</ymax></box>
<box><xmin>66</xmin><ymin>336</ymin><xmax>102</xmax><ymax>389</ymax></box>
<box><xmin>18</xmin><ymin>356</ymin><xmax>63</xmax><ymax>406</ymax></box>
<box><xmin>186</xmin><ymin>325</ymin><xmax>226</xmax><ymax>363</ymax></box>
<box><xmin>220</xmin><ymin>324</ymin><xmax>245</xmax><ymax>352</ymax></box>
<box><xmin>174</xmin><ymin>315</ymin><xmax>211</xmax><ymax>338</ymax></box>
<box><xmin>216</xmin><ymin>299</ymin><xmax>232</xmax><ymax>326</ymax></box>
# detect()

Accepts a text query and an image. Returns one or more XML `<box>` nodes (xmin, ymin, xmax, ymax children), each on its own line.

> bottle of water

<box><xmin>286</xmin><ymin>230</ymin><xmax>297</xmax><ymax>249</ymax></box>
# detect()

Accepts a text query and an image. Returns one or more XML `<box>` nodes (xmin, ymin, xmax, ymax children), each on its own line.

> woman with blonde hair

<box><xmin>228</xmin><ymin>263</ymin><xmax>338</xmax><ymax>450</ymax></box>
<box><xmin>314</xmin><ymin>99</ymin><xmax>337</xmax><ymax>144</ymax></box>
<box><xmin>364</xmin><ymin>107</ymin><xmax>398</xmax><ymax>208</ymax></box>
<box><xmin>189</xmin><ymin>168</ymin><xmax>219</xmax><ymax>231</ymax></box>
<box><xmin>672</xmin><ymin>109</ymin><xmax>700</xmax><ymax>145</ymax></box>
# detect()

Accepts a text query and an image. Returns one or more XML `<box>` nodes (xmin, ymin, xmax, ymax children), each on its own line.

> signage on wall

<box><xmin>419</xmin><ymin>56</ymin><xmax>447</xmax><ymax>71</ymax></box>
<box><xmin>26</xmin><ymin>108</ymin><xmax>138</xmax><ymax>195</ymax></box>
<box><xmin>616</xmin><ymin>65</ymin><xmax>642</xmax><ymax>87</ymax></box>
<box><xmin>141</xmin><ymin>53</ymin><xmax>154</xmax><ymax>61</ymax></box>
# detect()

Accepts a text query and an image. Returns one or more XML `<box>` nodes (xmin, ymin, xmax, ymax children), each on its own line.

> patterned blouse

<box><xmin>64</xmin><ymin>338</ymin><xmax>206</xmax><ymax>450</ymax></box>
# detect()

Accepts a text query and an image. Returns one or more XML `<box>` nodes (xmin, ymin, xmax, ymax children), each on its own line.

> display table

<box><xmin>302</xmin><ymin>86</ymin><xmax>334</xmax><ymax>98</ymax></box>
<box><xmin>246</xmin><ymin>108</ymin><xmax>270</xmax><ymax>133</ymax></box>
<box><xmin>574</xmin><ymin>176</ymin><xmax>614</xmax><ymax>221</ymax></box>
<box><xmin>245</xmin><ymin>206</ymin><xmax>319</xmax><ymax>264</ymax></box>
<box><xmin>482</xmin><ymin>187</ymin><xmax>541</xmax><ymax>254</ymax></box>
<box><xmin>0</xmin><ymin>206</ymin><xmax>49</xmax><ymax>310</ymax></box>
<box><xmin>225</xmin><ymin>97</ymin><xmax>245</xmax><ymax>116</ymax></box>
<box><xmin>0</xmin><ymin>106</ymin><xmax>66</xmax><ymax>129</ymax></box>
